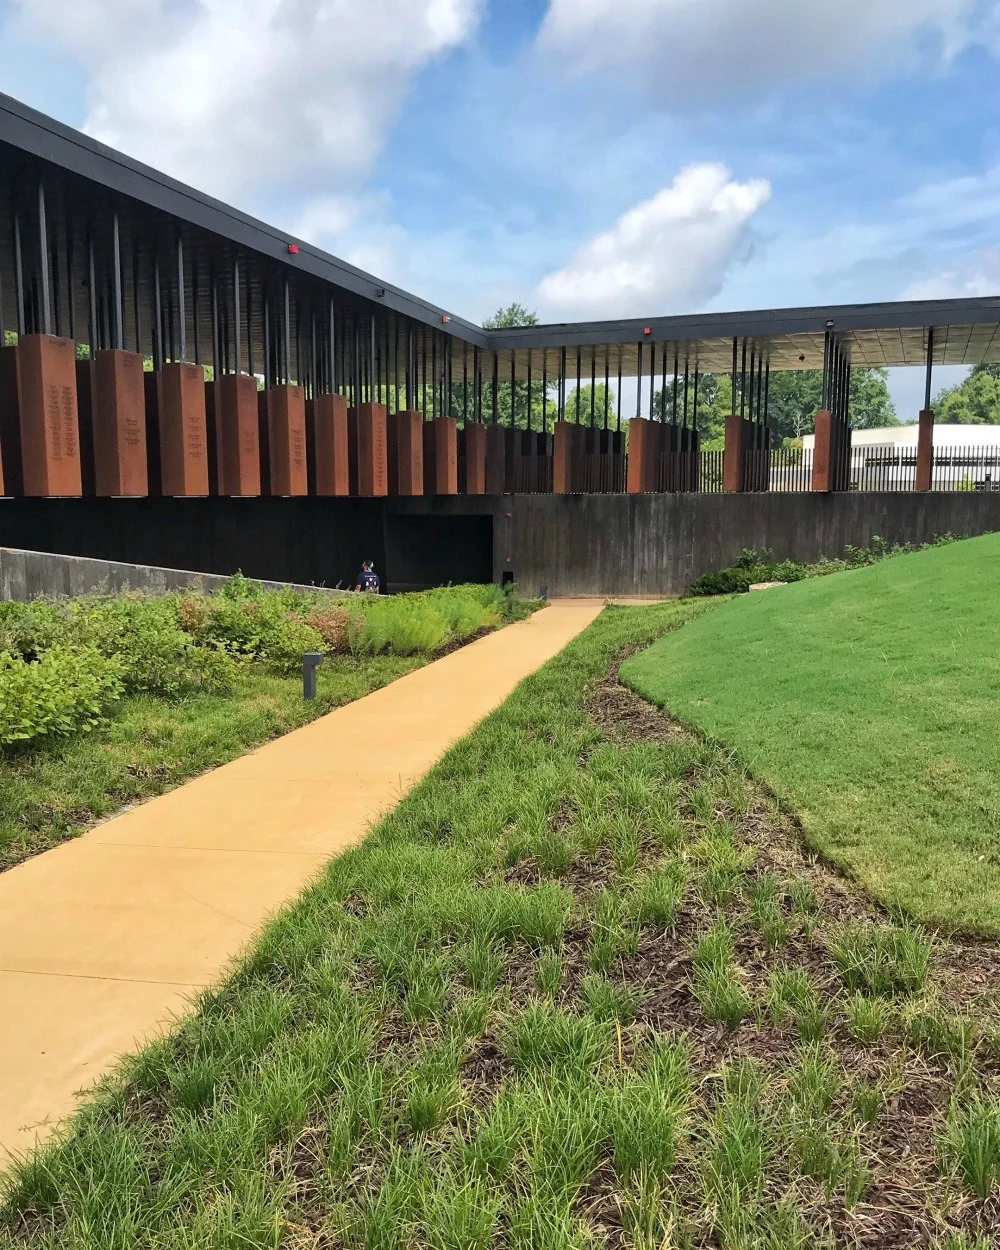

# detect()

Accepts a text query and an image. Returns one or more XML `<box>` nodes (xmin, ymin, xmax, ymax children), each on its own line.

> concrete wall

<box><xmin>500</xmin><ymin>492</ymin><xmax>1000</xmax><ymax>596</ymax></box>
<box><xmin>0</xmin><ymin>547</ymin><xmax>350</xmax><ymax>602</ymax></box>
<box><xmin>2</xmin><ymin>491</ymin><xmax>999</xmax><ymax>600</ymax></box>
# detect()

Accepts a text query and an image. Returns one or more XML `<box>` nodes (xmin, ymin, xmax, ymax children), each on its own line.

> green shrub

<box><xmin>0</xmin><ymin>599</ymin><xmax>64</xmax><ymax>659</ymax></box>
<box><xmin>689</xmin><ymin>536</ymin><xmax>959</xmax><ymax>596</ymax></box>
<box><xmin>194</xmin><ymin>598</ymin><xmax>323</xmax><ymax>672</ymax></box>
<box><xmin>0</xmin><ymin>645</ymin><xmax>123</xmax><ymax>745</ymax></box>
<box><xmin>304</xmin><ymin>604</ymin><xmax>354</xmax><ymax>653</ymax></box>
<box><xmin>64</xmin><ymin>597</ymin><xmax>236</xmax><ymax>696</ymax></box>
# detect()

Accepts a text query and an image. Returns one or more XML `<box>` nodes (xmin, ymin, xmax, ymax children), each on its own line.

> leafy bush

<box><xmin>689</xmin><ymin>535</ymin><xmax>959</xmax><ymax>596</ymax></box>
<box><xmin>71</xmin><ymin>598</ymin><xmax>236</xmax><ymax>696</ymax></box>
<box><xmin>304</xmin><ymin>605</ymin><xmax>354</xmax><ymax>654</ymax></box>
<box><xmin>0</xmin><ymin>645</ymin><xmax>124</xmax><ymax>745</ymax></box>
<box><xmin>192</xmin><ymin>598</ymin><xmax>324</xmax><ymax>672</ymax></box>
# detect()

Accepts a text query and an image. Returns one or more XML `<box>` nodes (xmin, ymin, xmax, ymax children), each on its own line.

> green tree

<box><xmin>482</xmin><ymin>303</ymin><xmax>539</xmax><ymax>330</ymax></box>
<box><xmin>561</xmin><ymin>383</ymin><xmax>617</xmax><ymax>427</ymax></box>
<box><xmin>449</xmin><ymin>303</ymin><xmax>555</xmax><ymax>428</ymax></box>
<box><xmin>656</xmin><ymin>367</ymin><xmax>896</xmax><ymax>445</ymax></box>
<box><xmin>934</xmin><ymin>365</ymin><xmax>1000</xmax><ymax>424</ymax></box>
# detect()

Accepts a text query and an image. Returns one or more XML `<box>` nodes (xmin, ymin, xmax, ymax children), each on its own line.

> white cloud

<box><xmin>12</xmin><ymin>0</ymin><xmax>481</xmax><ymax>200</ymax></box>
<box><xmin>902</xmin><ymin>247</ymin><xmax>1000</xmax><ymax>299</ymax></box>
<box><xmin>289</xmin><ymin>194</ymin><xmax>363</xmax><ymax>248</ymax></box>
<box><xmin>538</xmin><ymin>0</ymin><xmax>986</xmax><ymax>100</ymax></box>
<box><xmin>536</xmin><ymin>163</ymin><xmax>770</xmax><ymax>319</ymax></box>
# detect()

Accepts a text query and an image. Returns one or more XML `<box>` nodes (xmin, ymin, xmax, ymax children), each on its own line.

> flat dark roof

<box><xmin>2</xmin><ymin>91</ymin><xmax>999</xmax><ymax>375</ymax></box>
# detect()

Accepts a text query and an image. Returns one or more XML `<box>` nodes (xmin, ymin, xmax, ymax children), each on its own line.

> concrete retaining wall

<box><xmin>0</xmin><ymin>547</ymin><xmax>347</xmax><ymax>602</ymax></box>
<box><xmin>2</xmin><ymin>491</ymin><xmax>999</xmax><ymax>600</ymax></box>
<box><xmin>499</xmin><ymin>492</ymin><xmax>1000</xmax><ymax>597</ymax></box>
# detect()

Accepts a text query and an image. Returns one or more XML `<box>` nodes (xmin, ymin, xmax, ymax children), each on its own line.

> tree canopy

<box><xmin>450</xmin><ymin>304</ymin><xmax>901</xmax><ymax>439</ymax></box>
<box><xmin>654</xmin><ymin>366</ymin><xmax>897</xmax><ymax>446</ymax></box>
<box><xmin>933</xmin><ymin>365</ymin><xmax>1000</xmax><ymax>424</ymax></box>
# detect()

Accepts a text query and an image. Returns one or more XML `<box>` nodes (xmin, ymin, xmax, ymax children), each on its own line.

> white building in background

<box><xmin>802</xmin><ymin>425</ymin><xmax>1000</xmax><ymax>452</ymax></box>
<box><xmin>798</xmin><ymin>424</ymin><xmax>1000</xmax><ymax>491</ymax></box>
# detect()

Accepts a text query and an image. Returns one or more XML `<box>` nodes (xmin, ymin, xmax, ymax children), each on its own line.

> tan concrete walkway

<box><xmin>0</xmin><ymin>602</ymin><xmax>601</xmax><ymax>1161</ymax></box>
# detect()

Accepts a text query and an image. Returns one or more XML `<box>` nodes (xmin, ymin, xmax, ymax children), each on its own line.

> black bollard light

<box><xmin>303</xmin><ymin>651</ymin><xmax>325</xmax><ymax>700</ymax></box>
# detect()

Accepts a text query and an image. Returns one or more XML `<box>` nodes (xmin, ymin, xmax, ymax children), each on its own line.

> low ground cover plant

<box><xmin>3</xmin><ymin>599</ymin><xmax>999</xmax><ymax>1248</ymax></box>
<box><xmin>689</xmin><ymin>533</ymin><xmax>958</xmax><ymax>596</ymax></box>
<box><xmin>0</xmin><ymin>578</ymin><xmax>536</xmax><ymax>870</ymax></box>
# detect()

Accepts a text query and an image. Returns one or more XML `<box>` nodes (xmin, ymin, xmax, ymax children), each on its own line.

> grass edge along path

<box><xmin>1</xmin><ymin>584</ymin><xmax>539</xmax><ymax>873</ymax></box>
<box><xmin>0</xmin><ymin>657</ymin><xmax>418</xmax><ymax>872</ymax></box>
<box><xmin>3</xmin><ymin>596</ymin><xmax>1000</xmax><ymax>1249</ymax></box>
<box><xmin>0</xmin><ymin>601</ymin><xmax>595</xmax><ymax>1168</ymax></box>
<box><xmin>621</xmin><ymin>533</ymin><xmax>1000</xmax><ymax>936</ymax></box>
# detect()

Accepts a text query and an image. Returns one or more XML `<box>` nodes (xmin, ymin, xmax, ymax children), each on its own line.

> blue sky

<box><xmin>2</xmin><ymin>0</ymin><xmax>999</xmax><ymax>414</ymax></box>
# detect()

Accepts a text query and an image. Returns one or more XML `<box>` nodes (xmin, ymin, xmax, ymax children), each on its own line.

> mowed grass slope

<box><xmin>622</xmin><ymin>533</ymin><xmax>1000</xmax><ymax>934</ymax></box>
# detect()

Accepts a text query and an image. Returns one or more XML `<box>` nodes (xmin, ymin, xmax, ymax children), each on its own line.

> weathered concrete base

<box><xmin>2</xmin><ymin>491</ymin><xmax>1000</xmax><ymax>599</ymax></box>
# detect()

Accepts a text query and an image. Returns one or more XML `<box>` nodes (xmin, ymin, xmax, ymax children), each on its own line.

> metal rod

<box><xmin>616</xmin><ymin>347</ymin><xmax>622</xmax><ymax>430</ymax></box>
<box><xmin>13</xmin><ymin>213</ymin><xmax>25</xmax><ymax>336</ymax></box>
<box><xmin>463</xmin><ymin>347</ymin><xmax>469</xmax><ymax>423</ymax></box>
<box><xmin>66</xmin><ymin>223</ymin><xmax>75</xmax><ymax>344</ymax></box>
<box><xmin>371</xmin><ymin>315</ymin><xmax>377</xmax><ymax>405</ymax></box>
<box><xmin>283</xmin><ymin>279</ymin><xmax>291</xmax><ymax>385</ymax></box>
<box><xmin>247</xmin><ymin>272</ymin><xmax>254</xmax><ymax>379</ymax></box>
<box><xmin>192</xmin><ymin>258</ymin><xmax>200</xmax><ymax>366</ymax></box>
<box><xmin>739</xmin><ymin>338</ymin><xmax>747</xmax><ymax>419</ymax></box>
<box><xmin>542</xmin><ymin>352</ymin><xmax>548</xmax><ymax>434</ymax></box>
<box><xmin>232</xmin><ymin>257</ymin><xmax>240</xmax><ymax>374</ymax></box>
<box><xmin>763</xmin><ymin>360</ymin><xmax>770</xmax><ymax>425</ymax></box>
<box><xmin>110</xmin><ymin>214</ymin><xmax>123</xmax><ymax>349</ymax></box>
<box><xmin>591</xmin><ymin>349</ymin><xmax>597</xmax><ymax>427</ymax></box>
<box><xmin>683</xmin><ymin>354</ymin><xmax>690</xmax><ymax>427</ymax></box>
<box><xmin>526</xmin><ymin>349</ymin><xmax>532</xmax><ymax>432</ymax></box>
<box><xmin>604</xmin><ymin>349</ymin><xmax>610</xmax><ymax>430</ymax></box>
<box><xmin>559</xmin><ymin>346</ymin><xmax>566</xmax><ymax>421</ymax></box>
<box><xmin>335</xmin><ymin>300</ymin><xmax>342</xmax><ymax>392</ymax></box>
<box><xmin>492</xmin><ymin>353</ymin><xmax>499</xmax><ymax>423</ymax></box>
<box><xmin>171</xmin><ymin>235</ymin><xmax>184</xmax><ymax>362</ymax></box>
<box><xmin>50</xmin><ymin>226</ymin><xmax>60</xmax><ymax>337</ymax></box>
<box><xmin>648</xmin><ymin>342</ymin><xmax>654</xmax><ymax>425</ymax></box>
<box><xmin>731</xmin><ymin>337</ymin><xmax>738</xmax><ymax>415</ymax></box>
<box><xmin>575</xmin><ymin>346</ymin><xmax>581</xmax><ymax>423</ymax></box>
<box><xmin>153</xmin><ymin>257</ymin><xmax>163</xmax><ymax>369</ymax></box>
<box><xmin>511</xmin><ymin>349</ymin><xmax>517</xmax><ymax>427</ymax></box>
<box><xmin>211</xmin><ymin>269</ymin><xmax>221</xmax><ymax>378</ymax></box>
<box><xmin>693</xmin><ymin>368</ymin><xmax>700</xmax><ymax>428</ymax></box>
<box><xmin>672</xmin><ymin>347</ymin><xmax>679</xmax><ymax>425</ymax></box>
<box><xmin>636</xmin><ymin>341</ymin><xmax>643</xmax><ymax>418</ymax></box>
<box><xmin>924</xmin><ymin>326</ymin><xmax>935</xmax><ymax>410</ymax></box>
<box><xmin>37</xmin><ymin>183</ymin><xmax>51</xmax><ymax>335</ymax></box>
<box><xmin>660</xmin><ymin>340</ymin><xmax>670</xmax><ymax>422</ymax></box>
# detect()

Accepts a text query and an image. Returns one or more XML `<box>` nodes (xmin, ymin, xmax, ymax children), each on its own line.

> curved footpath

<box><xmin>0</xmin><ymin>601</ymin><xmax>601</xmax><ymax>1162</ymax></box>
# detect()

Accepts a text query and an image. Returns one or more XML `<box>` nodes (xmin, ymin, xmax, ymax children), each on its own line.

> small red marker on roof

<box><xmin>287</xmin><ymin>243</ymin><xmax>299</xmax><ymax>255</ymax></box>
<box><xmin>643</xmin><ymin>326</ymin><xmax>652</xmax><ymax>335</ymax></box>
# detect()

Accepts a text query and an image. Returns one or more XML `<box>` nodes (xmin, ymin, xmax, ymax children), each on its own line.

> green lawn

<box><xmin>622</xmin><ymin>533</ymin><xmax>1000</xmax><ymax>934</ymax></box>
<box><xmin>5</xmin><ymin>598</ymin><xmax>1000</xmax><ymax>1248</ymax></box>
<box><xmin>0</xmin><ymin>656</ymin><xmax>419</xmax><ymax>871</ymax></box>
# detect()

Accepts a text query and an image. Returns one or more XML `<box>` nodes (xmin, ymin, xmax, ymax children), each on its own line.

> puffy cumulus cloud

<box><xmin>537</xmin><ymin>0</ymin><xmax>985</xmax><ymax>100</ymax></box>
<box><xmin>902</xmin><ymin>248</ymin><xmax>1000</xmax><ymax>299</ymax></box>
<box><xmin>11</xmin><ymin>0</ymin><xmax>480</xmax><ymax>200</ymax></box>
<box><xmin>536</xmin><ymin>163</ymin><xmax>770</xmax><ymax>319</ymax></box>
